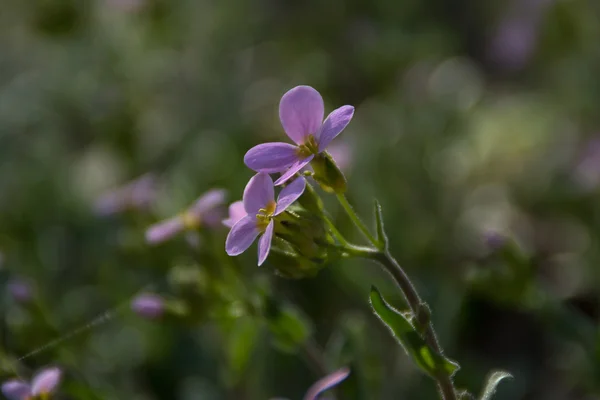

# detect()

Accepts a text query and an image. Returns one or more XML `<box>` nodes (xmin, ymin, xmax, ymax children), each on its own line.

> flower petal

<box><xmin>1</xmin><ymin>379</ymin><xmax>30</xmax><ymax>400</ymax></box>
<box><xmin>317</xmin><ymin>105</ymin><xmax>355</xmax><ymax>151</ymax></box>
<box><xmin>274</xmin><ymin>177</ymin><xmax>306</xmax><ymax>215</ymax></box>
<box><xmin>145</xmin><ymin>217</ymin><xmax>184</xmax><ymax>244</ymax></box>
<box><xmin>257</xmin><ymin>220</ymin><xmax>274</xmax><ymax>266</ymax></box>
<box><xmin>279</xmin><ymin>86</ymin><xmax>324</xmax><ymax>144</ymax></box>
<box><xmin>303</xmin><ymin>367</ymin><xmax>351</xmax><ymax>400</ymax></box>
<box><xmin>31</xmin><ymin>367</ymin><xmax>62</xmax><ymax>396</ymax></box>
<box><xmin>243</xmin><ymin>173</ymin><xmax>275</xmax><ymax>215</ymax></box>
<box><xmin>244</xmin><ymin>143</ymin><xmax>300</xmax><ymax>173</ymax></box>
<box><xmin>274</xmin><ymin>155</ymin><xmax>314</xmax><ymax>186</ymax></box>
<box><xmin>225</xmin><ymin>215</ymin><xmax>260</xmax><ymax>256</ymax></box>
<box><xmin>222</xmin><ymin>201</ymin><xmax>246</xmax><ymax>228</ymax></box>
<box><xmin>189</xmin><ymin>189</ymin><xmax>226</xmax><ymax>217</ymax></box>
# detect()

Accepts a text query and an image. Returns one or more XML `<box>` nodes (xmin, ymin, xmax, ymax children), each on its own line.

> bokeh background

<box><xmin>2</xmin><ymin>0</ymin><xmax>600</xmax><ymax>399</ymax></box>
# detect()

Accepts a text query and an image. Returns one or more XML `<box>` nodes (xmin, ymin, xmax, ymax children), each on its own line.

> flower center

<box><xmin>180</xmin><ymin>211</ymin><xmax>201</xmax><ymax>230</ymax></box>
<box><xmin>256</xmin><ymin>201</ymin><xmax>277</xmax><ymax>230</ymax></box>
<box><xmin>296</xmin><ymin>134</ymin><xmax>319</xmax><ymax>158</ymax></box>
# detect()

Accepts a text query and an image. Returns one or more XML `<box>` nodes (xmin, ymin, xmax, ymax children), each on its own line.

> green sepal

<box><xmin>311</xmin><ymin>152</ymin><xmax>347</xmax><ymax>194</ymax></box>
<box><xmin>369</xmin><ymin>286</ymin><xmax>459</xmax><ymax>377</ymax></box>
<box><xmin>478</xmin><ymin>370</ymin><xmax>512</xmax><ymax>400</ymax></box>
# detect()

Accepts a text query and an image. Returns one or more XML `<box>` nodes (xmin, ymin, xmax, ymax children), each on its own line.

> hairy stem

<box><xmin>336</xmin><ymin>199</ymin><xmax>457</xmax><ymax>400</ymax></box>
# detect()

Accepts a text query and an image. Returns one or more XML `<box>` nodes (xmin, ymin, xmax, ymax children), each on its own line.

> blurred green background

<box><xmin>2</xmin><ymin>0</ymin><xmax>600</xmax><ymax>399</ymax></box>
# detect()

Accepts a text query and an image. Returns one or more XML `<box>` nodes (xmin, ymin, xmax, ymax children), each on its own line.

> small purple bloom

<box><xmin>484</xmin><ymin>231</ymin><xmax>506</xmax><ymax>251</ymax></box>
<box><xmin>222</xmin><ymin>201</ymin><xmax>246</xmax><ymax>228</ymax></box>
<box><xmin>145</xmin><ymin>189</ymin><xmax>226</xmax><ymax>244</ymax></box>
<box><xmin>94</xmin><ymin>174</ymin><xmax>157</xmax><ymax>216</ymax></box>
<box><xmin>244</xmin><ymin>86</ymin><xmax>354</xmax><ymax>185</ymax></box>
<box><xmin>30</xmin><ymin>367</ymin><xmax>62</xmax><ymax>397</ymax></box>
<box><xmin>225</xmin><ymin>173</ymin><xmax>306</xmax><ymax>266</ymax></box>
<box><xmin>7</xmin><ymin>279</ymin><xmax>32</xmax><ymax>303</ymax></box>
<box><xmin>1</xmin><ymin>379</ymin><xmax>30</xmax><ymax>400</ymax></box>
<box><xmin>131</xmin><ymin>293</ymin><xmax>165</xmax><ymax>319</ymax></box>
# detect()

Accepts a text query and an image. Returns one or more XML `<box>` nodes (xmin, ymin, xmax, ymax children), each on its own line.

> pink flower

<box><xmin>244</xmin><ymin>86</ymin><xmax>354</xmax><ymax>185</ymax></box>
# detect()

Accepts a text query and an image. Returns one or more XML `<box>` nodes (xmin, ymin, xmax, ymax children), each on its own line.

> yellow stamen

<box><xmin>296</xmin><ymin>134</ymin><xmax>319</xmax><ymax>158</ymax></box>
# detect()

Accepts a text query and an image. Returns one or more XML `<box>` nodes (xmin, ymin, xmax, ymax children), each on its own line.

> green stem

<box><xmin>335</xmin><ymin>199</ymin><xmax>457</xmax><ymax>400</ymax></box>
<box><xmin>324</xmin><ymin>214</ymin><xmax>350</xmax><ymax>247</ymax></box>
<box><xmin>336</xmin><ymin>193</ymin><xmax>378</xmax><ymax>245</ymax></box>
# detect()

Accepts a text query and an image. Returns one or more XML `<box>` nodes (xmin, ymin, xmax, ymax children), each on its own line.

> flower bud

<box><xmin>7</xmin><ymin>279</ymin><xmax>33</xmax><ymax>304</ymax></box>
<box><xmin>310</xmin><ymin>152</ymin><xmax>347</xmax><ymax>194</ymax></box>
<box><xmin>131</xmin><ymin>293</ymin><xmax>165</xmax><ymax>319</ymax></box>
<box><xmin>30</xmin><ymin>367</ymin><xmax>62</xmax><ymax>398</ymax></box>
<box><xmin>275</xmin><ymin>207</ymin><xmax>334</xmax><ymax>261</ymax></box>
<box><xmin>266</xmin><ymin>248</ymin><xmax>324</xmax><ymax>279</ymax></box>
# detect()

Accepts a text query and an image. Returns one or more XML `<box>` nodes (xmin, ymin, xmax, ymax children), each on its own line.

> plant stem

<box><xmin>335</xmin><ymin>197</ymin><xmax>457</xmax><ymax>400</ymax></box>
<box><xmin>373</xmin><ymin>251</ymin><xmax>457</xmax><ymax>400</ymax></box>
<box><xmin>336</xmin><ymin>193</ymin><xmax>378</xmax><ymax>245</ymax></box>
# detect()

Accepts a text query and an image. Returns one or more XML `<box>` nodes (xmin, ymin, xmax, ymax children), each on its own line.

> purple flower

<box><xmin>303</xmin><ymin>367</ymin><xmax>350</xmax><ymax>400</ymax></box>
<box><xmin>244</xmin><ymin>86</ymin><xmax>354</xmax><ymax>186</ymax></box>
<box><xmin>30</xmin><ymin>367</ymin><xmax>62</xmax><ymax>397</ymax></box>
<box><xmin>225</xmin><ymin>173</ymin><xmax>306</xmax><ymax>266</ymax></box>
<box><xmin>131</xmin><ymin>293</ymin><xmax>165</xmax><ymax>319</ymax></box>
<box><xmin>145</xmin><ymin>189</ymin><xmax>226</xmax><ymax>244</ymax></box>
<box><xmin>94</xmin><ymin>174</ymin><xmax>157</xmax><ymax>216</ymax></box>
<box><xmin>7</xmin><ymin>279</ymin><xmax>32</xmax><ymax>303</ymax></box>
<box><xmin>1</xmin><ymin>367</ymin><xmax>62</xmax><ymax>400</ymax></box>
<box><xmin>222</xmin><ymin>201</ymin><xmax>246</xmax><ymax>228</ymax></box>
<box><xmin>1</xmin><ymin>379</ymin><xmax>30</xmax><ymax>400</ymax></box>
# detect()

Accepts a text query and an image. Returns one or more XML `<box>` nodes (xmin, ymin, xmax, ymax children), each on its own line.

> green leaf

<box><xmin>478</xmin><ymin>370</ymin><xmax>512</xmax><ymax>400</ymax></box>
<box><xmin>267</xmin><ymin>306</ymin><xmax>311</xmax><ymax>353</ymax></box>
<box><xmin>369</xmin><ymin>286</ymin><xmax>459</xmax><ymax>377</ymax></box>
<box><xmin>227</xmin><ymin>317</ymin><xmax>260</xmax><ymax>382</ymax></box>
<box><xmin>373</xmin><ymin>200</ymin><xmax>387</xmax><ymax>250</ymax></box>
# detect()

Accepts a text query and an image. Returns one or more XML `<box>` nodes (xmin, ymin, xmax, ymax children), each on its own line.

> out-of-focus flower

<box><xmin>244</xmin><ymin>86</ymin><xmax>354</xmax><ymax>185</ymax></box>
<box><xmin>484</xmin><ymin>231</ymin><xmax>507</xmax><ymax>251</ymax></box>
<box><xmin>225</xmin><ymin>173</ymin><xmax>306</xmax><ymax>266</ymax></box>
<box><xmin>270</xmin><ymin>367</ymin><xmax>350</xmax><ymax>400</ymax></box>
<box><xmin>303</xmin><ymin>367</ymin><xmax>350</xmax><ymax>400</ymax></box>
<box><xmin>2</xmin><ymin>367</ymin><xmax>62</xmax><ymax>400</ymax></box>
<box><xmin>1</xmin><ymin>379</ymin><xmax>30</xmax><ymax>400</ymax></box>
<box><xmin>131</xmin><ymin>293</ymin><xmax>165</xmax><ymax>319</ymax></box>
<box><xmin>7</xmin><ymin>278</ymin><xmax>33</xmax><ymax>303</ymax></box>
<box><xmin>222</xmin><ymin>201</ymin><xmax>246</xmax><ymax>228</ymax></box>
<box><xmin>30</xmin><ymin>367</ymin><xmax>62</xmax><ymax>398</ymax></box>
<box><xmin>487</xmin><ymin>0</ymin><xmax>554</xmax><ymax>71</ymax></box>
<box><xmin>145</xmin><ymin>189</ymin><xmax>226</xmax><ymax>244</ymax></box>
<box><xmin>94</xmin><ymin>174</ymin><xmax>157</xmax><ymax>216</ymax></box>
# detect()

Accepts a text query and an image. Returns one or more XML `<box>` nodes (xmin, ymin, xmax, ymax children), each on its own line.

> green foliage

<box><xmin>369</xmin><ymin>286</ymin><xmax>458</xmax><ymax>378</ymax></box>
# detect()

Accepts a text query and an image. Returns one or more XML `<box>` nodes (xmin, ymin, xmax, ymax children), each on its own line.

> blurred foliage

<box><xmin>2</xmin><ymin>0</ymin><xmax>600</xmax><ymax>399</ymax></box>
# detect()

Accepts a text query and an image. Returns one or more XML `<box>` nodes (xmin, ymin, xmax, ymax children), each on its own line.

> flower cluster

<box><xmin>1</xmin><ymin>367</ymin><xmax>62</xmax><ymax>400</ymax></box>
<box><xmin>224</xmin><ymin>86</ymin><xmax>354</xmax><ymax>268</ymax></box>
